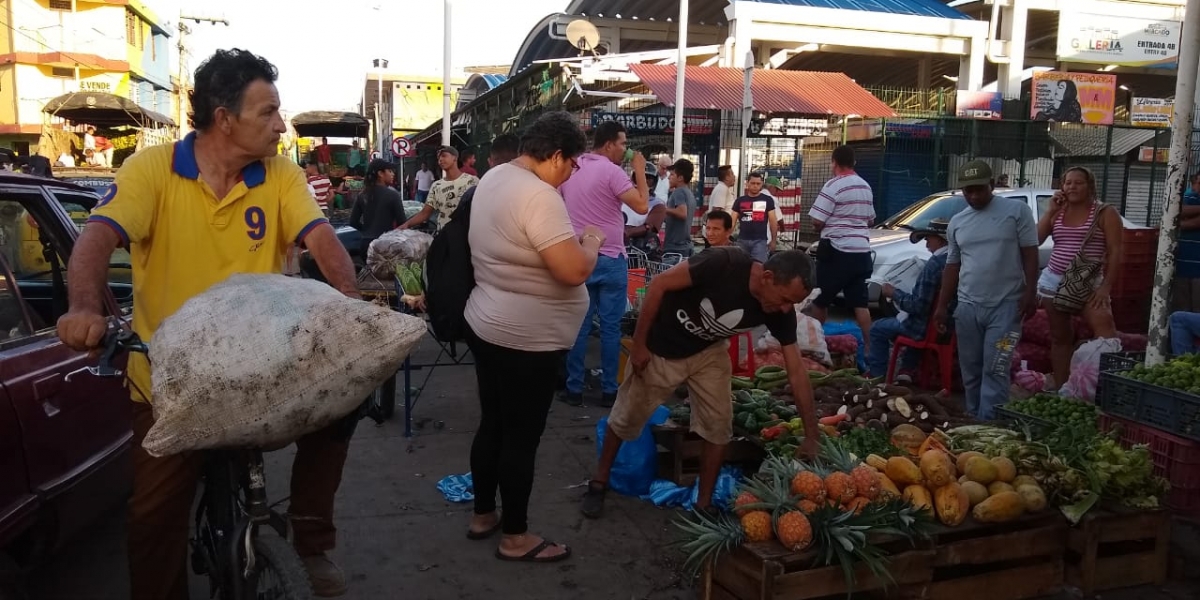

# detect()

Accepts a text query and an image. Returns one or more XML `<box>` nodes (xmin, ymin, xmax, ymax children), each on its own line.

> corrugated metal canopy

<box><xmin>739</xmin><ymin>0</ymin><xmax>970</xmax><ymax>19</ymax></box>
<box><xmin>629</xmin><ymin>64</ymin><xmax>896</xmax><ymax>117</ymax></box>
<box><xmin>1050</xmin><ymin>126</ymin><xmax>1157</xmax><ymax>157</ymax></box>
<box><xmin>563</xmin><ymin>0</ymin><xmax>969</xmax><ymax>21</ymax></box>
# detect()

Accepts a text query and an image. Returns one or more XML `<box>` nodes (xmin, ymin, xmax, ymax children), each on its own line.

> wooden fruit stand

<box><xmin>1065</xmin><ymin>507</ymin><xmax>1170</xmax><ymax>596</ymax></box>
<box><xmin>654</xmin><ymin>421</ymin><xmax>764</xmax><ymax>486</ymax></box>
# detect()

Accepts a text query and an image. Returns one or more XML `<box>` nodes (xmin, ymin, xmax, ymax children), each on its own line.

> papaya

<box><xmin>972</xmin><ymin>491</ymin><xmax>1026</xmax><ymax>523</ymax></box>
<box><xmin>917</xmin><ymin>434</ymin><xmax>951</xmax><ymax>457</ymax></box>
<box><xmin>964</xmin><ymin>456</ymin><xmax>999</xmax><ymax>485</ymax></box>
<box><xmin>920</xmin><ymin>450</ymin><xmax>957</xmax><ymax>488</ymax></box>
<box><xmin>890</xmin><ymin>424</ymin><xmax>926</xmax><ymax>456</ymax></box>
<box><xmin>865</xmin><ymin>454</ymin><xmax>889</xmax><ymax>471</ymax></box>
<box><xmin>987</xmin><ymin>481</ymin><xmax>1015</xmax><ymax>496</ymax></box>
<box><xmin>1012</xmin><ymin>475</ymin><xmax>1038</xmax><ymax>489</ymax></box>
<box><xmin>886</xmin><ymin>456</ymin><xmax>924</xmax><ymax>486</ymax></box>
<box><xmin>877</xmin><ymin>473</ymin><xmax>902</xmax><ymax>499</ymax></box>
<box><xmin>961</xmin><ymin>481</ymin><xmax>989</xmax><ymax>507</ymax></box>
<box><xmin>955</xmin><ymin>451</ymin><xmax>986</xmax><ymax>474</ymax></box>
<box><xmin>902</xmin><ymin>484</ymin><xmax>933</xmax><ymax>514</ymax></box>
<box><xmin>934</xmin><ymin>482</ymin><xmax>970</xmax><ymax>526</ymax></box>
<box><xmin>990</xmin><ymin>457</ymin><xmax>1017</xmax><ymax>483</ymax></box>
<box><xmin>1016</xmin><ymin>484</ymin><xmax>1048</xmax><ymax>512</ymax></box>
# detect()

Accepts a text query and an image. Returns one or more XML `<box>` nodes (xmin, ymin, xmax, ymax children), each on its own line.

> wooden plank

<box><xmin>712</xmin><ymin>551</ymin><xmax>766</xmax><ymax>600</ymax></box>
<box><xmin>1096</xmin><ymin>511</ymin><xmax>1167</xmax><ymax>544</ymax></box>
<box><xmin>705</xmin><ymin>583</ymin><xmax>740</xmax><ymax>600</ymax></box>
<box><xmin>771</xmin><ymin>550</ymin><xmax>934</xmax><ymax>600</ymax></box>
<box><xmin>1152</xmin><ymin>509</ymin><xmax>1171</xmax><ymax>586</ymax></box>
<box><xmin>1089</xmin><ymin>552</ymin><xmax>1163</xmax><ymax>592</ymax></box>
<box><xmin>933</xmin><ymin>523</ymin><xmax>1065</xmax><ymax>567</ymax></box>
<box><xmin>916</xmin><ymin>560</ymin><xmax>1063</xmax><ymax>600</ymax></box>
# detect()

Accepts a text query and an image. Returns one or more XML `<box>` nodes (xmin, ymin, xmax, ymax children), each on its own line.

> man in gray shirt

<box><xmin>934</xmin><ymin>160</ymin><xmax>1039</xmax><ymax>420</ymax></box>
<box><xmin>663</xmin><ymin>158</ymin><xmax>696</xmax><ymax>258</ymax></box>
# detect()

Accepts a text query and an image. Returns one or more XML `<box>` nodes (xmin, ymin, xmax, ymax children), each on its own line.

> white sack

<box><xmin>366</xmin><ymin>229</ymin><xmax>433</xmax><ymax>279</ymax></box>
<box><xmin>143</xmin><ymin>274</ymin><xmax>425</xmax><ymax>457</ymax></box>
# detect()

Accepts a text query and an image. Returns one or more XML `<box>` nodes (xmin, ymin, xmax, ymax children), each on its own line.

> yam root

<box><xmin>848</xmin><ymin>405</ymin><xmax>869</xmax><ymax>419</ymax></box>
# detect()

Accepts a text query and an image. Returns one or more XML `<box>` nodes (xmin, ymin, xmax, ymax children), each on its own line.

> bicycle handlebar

<box><xmin>65</xmin><ymin>325</ymin><xmax>148</xmax><ymax>382</ymax></box>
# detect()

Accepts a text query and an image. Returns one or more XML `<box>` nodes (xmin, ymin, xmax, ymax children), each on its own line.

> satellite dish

<box><xmin>565</xmin><ymin>19</ymin><xmax>601</xmax><ymax>55</ymax></box>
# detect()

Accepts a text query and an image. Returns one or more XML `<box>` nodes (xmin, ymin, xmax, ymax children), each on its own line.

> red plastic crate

<box><xmin>1120</xmin><ymin>228</ymin><xmax>1158</xmax><ymax>263</ymax></box>
<box><xmin>1110</xmin><ymin>295</ymin><xmax>1149</xmax><ymax>334</ymax></box>
<box><xmin>1099</xmin><ymin>413</ymin><xmax>1200</xmax><ymax>514</ymax></box>
<box><xmin>1112</xmin><ymin>262</ymin><xmax>1153</xmax><ymax>295</ymax></box>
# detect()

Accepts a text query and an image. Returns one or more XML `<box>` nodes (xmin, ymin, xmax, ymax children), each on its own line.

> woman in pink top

<box><xmin>1035</xmin><ymin>166</ymin><xmax>1122</xmax><ymax>388</ymax></box>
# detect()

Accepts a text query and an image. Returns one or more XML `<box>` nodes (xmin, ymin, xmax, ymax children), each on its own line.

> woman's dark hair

<box><xmin>520</xmin><ymin>111</ymin><xmax>587</xmax><ymax>162</ymax></box>
<box><xmin>1059</xmin><ymin>79</ymin><xmax>1079</xmax><ymax>104</ymax></box>
<box><xmin>1063</xmin><ymin>166</ymin><xmax>1098</xmax><ymax>200</ymax></box>
<box><xmin>592</xmin><ymin>120</ymin><xmax>625</xmax><ymax>149</ymax></box>
<box><xmin>189</xmin><ymin>49</ymin><xmax>279</xmax><ymax>131</ymax></box>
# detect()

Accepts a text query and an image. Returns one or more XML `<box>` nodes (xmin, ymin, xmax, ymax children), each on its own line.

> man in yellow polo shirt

<box><xmin>57</xmin><ymin>49</ymin><xmax>359</xmax><ymax>598</ymax></box>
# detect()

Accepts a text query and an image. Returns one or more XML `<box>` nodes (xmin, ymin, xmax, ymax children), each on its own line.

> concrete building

<box><xmin>0</xmin><ymin>0</ymin><xmax>173</xmax><ymax>153</ymax></box>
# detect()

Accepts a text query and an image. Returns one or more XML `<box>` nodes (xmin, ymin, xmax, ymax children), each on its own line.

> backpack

<box><xmin>423</xmin><ymin>186</ymin><xmax>476</xmax><ymax>343</ymax></box>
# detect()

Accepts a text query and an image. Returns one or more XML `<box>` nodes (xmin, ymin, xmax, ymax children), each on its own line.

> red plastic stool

<box><xmin>886</xmin><ymin>317</ymin><xmax>956</xmax><ymax>393</ymax></box>
<box><xmin>729</xmin><ymin>331</ymin><xmax>757</xmax><ymax>377</ymax></box>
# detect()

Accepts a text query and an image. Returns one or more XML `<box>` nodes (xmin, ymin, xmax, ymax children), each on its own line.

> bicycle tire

<box><xmin>245</xmin><ymin>534</ymin><xmax>313</xmax><ymax>600</ymax></box>
<box><xmin>374</xmin><ymin>373</ymin><xmax>396</xmax><ymax>419</ymax></box>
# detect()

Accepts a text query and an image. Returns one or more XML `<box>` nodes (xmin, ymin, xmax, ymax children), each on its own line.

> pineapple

<box><xmin>851</xmin><ymin>465</ymin><xmax>881</xmax><ymax>500</ymax></box>
<box><xmin>844</xmin><ymin>496</ymin><xmax>871</xmax><ymax>515</ymax></box>
<box><xmin>797</xmin><ymin>499</ymin><xmax>820</xmax><ymax>514</ymax></box>
<box><xmin>733</xmin><ymin>491</ymin><xmax>760</xmax><ymax>516</ymax></box>
<box><xmin>740</xmin><ymin>510</ymin><xmax>773</xmax><ymax>542</ymax></box>
<box><xmin>790</xmin><ymin>469</ymin><xmax>828</xmax><ymax>504</ymax></box>
<box><xmin>824</xmin><ymin>471</ymin><xmax>858</xmax><ymax>504</ymax></box>
<box><xmin>775</xmin><ymin>510</ymin><xmax>813</xmax><ymax>551</ymax></box>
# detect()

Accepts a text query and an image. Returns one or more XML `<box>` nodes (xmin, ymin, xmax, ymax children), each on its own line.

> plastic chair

<box><xmin>886</xmin><ymin>314</ymin><xmax>956</xmax><ymax>393</ymax></box>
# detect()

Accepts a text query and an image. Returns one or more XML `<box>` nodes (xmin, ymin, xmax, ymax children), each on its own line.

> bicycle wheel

<box><xmin>244</xmin><ymin>534</ymin><xmax>312</xmax><ymax>600</ymax></box>
<box><xmin>373</xmin><ymin>372</ymin><xmax>397</xmax><ymax>419</ymax></box>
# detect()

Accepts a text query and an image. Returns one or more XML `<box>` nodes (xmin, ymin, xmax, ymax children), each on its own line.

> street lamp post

<box><xmin>373</xmin><ymin>58</ymin><xmax>389</xmax><ymax>156</ymax></box>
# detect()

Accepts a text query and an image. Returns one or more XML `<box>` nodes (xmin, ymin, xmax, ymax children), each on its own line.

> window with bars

<box><xmin>48</xmin><ymin>0</ymin><xmax>71</xmax><ymax>10</ymax></box>
<box><xmin>125</xmin><ymin>10</ymin><xmax>136</xmax><ymax>46</ymax></box>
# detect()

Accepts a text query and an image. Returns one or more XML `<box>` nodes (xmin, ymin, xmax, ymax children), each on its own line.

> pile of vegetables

<box><xmin>949</xmin><ymin>423</ymin><xmax>1167</xmax><ymax>521</ymax></box>
<box><xmin>731</xmin><ymin>365</ymin><xmax>791</xmax><ymax>392</ymax></box>
<box><xmin>825</xmin><ymin>334</ymin><xmax>859</xmax><ymax>356</ymax></box>
<box><xmin>814</xmin><ymin>382</ymin><xmax>974</xmax><ymax>435</ymax></box>
<box><xmin>732</xmin><ymin>389</ymin><xmax>799</xmax><ymax>433</ymax></box>
<box><xmin>1004</xmin><ymin>394</ymin><xmax>1099</xmax><ymax>432</ymax></box>
<box><xmin>1123</xmin><ymin>352</ymin><xmax>1200</xmax><ymax>394</ymax></box>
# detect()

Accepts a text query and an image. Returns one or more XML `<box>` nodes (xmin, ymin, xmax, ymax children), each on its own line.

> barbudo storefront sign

<box><xmin>590</xmin><ymin>111</ymin><xmax>715</xmax><ymax>135</ymax></box>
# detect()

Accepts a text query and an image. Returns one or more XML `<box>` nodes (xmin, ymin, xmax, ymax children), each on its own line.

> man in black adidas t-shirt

<box><xmin>581</xmin><ymin>247</ymin><xmax>822</xmax><ymax>517</ymax></box>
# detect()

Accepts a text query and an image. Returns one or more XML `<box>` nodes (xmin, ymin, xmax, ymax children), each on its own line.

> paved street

<box><xmin>17</xmin><ymin>339</ymin><xmax>1200</xmax><ymax>599</ymax></box>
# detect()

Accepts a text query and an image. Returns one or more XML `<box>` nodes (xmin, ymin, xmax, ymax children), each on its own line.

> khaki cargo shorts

<box><xmin>608</xmin><ymin>341</ymin><xmax>732</xmax><ymax>445</ymax></box>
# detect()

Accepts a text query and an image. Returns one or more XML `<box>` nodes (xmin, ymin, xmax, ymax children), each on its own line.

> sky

<box><xmin>157</xmin><ymin>0</ymin><xmax>568</xmax><ymax>113</ymax></box>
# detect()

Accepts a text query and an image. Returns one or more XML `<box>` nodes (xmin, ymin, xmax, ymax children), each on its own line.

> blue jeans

<box><xmin>867</xmin><ymin>317</ymin><xmax>919</xmax><ymax>377</ymax></box>
<box><xmin>1170</xmin><ymin>311</ymin><xmax>1200</xmax><ymax>355</ymax></box>
<box><xmin>567</xmin><ymin>255</ymin><xmax>628</xmax><ymax>395</ymax></box>
<box><xmin>737</xmin><ymin>238</ymin><xmax>768</xmax><ymax>262</ymax></box>
<box><xmin>954</xmin><ymin>301</ymin><xmax>1021</xmax><ymax>420</ymax></box>
<box><xmin>416</xmin><ymin>190</ymin><xmax>429</xmax><ymax>203</ymax></box>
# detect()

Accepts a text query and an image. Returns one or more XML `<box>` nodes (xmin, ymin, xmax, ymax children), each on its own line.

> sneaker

<box><xmin>580</xmin><ymin>481</ymin><xmax>607</xmax><ymax>519</ymax></box>
<box><xmin>557</xmin><ymin>391</ymin><xmax>584</xmax><ymax>407</ymax></box>
<box><xmin>301</xmin><ymin>553</ymin><xmax>348</xmax><ymax>597</ymax></box>
<box><xmin>599</xmin><ymin>392</ymin><xmax>617</xmax><ymax>408</ymax></box>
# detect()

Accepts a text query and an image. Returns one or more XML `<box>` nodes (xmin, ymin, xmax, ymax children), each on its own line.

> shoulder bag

<box><xmin>1053</xmin><ymin>204</ymin><xmax>1109</xmax><ymax>314</ymax></box>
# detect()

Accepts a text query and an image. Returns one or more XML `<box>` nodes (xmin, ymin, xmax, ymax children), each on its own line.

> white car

<box><xmin>861</xmin><ymin>188</ymin><xmax>1150</xmax><ymax>306</ymax></box>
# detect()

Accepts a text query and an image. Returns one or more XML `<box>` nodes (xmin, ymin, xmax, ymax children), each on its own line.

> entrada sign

<box><xmin>591</xmin><ymin>111</ymin><xmax>714</xmax><ymax>135</ymax></box>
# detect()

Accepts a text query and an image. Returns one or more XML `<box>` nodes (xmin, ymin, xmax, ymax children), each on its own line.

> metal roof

<box><xmin>629</xmin><ymin>64</ymin><xmax>896</xmax><ymax>117</ymax></box>
<box><xmin>1050</xmin><ymin>126</ymin><xmax>1158</xmax><ymax>157</ymax></box>
<box><xmin>739</xmin><ymin>0</ymin><xmax>970</xmax><ymax>19</ymax></box>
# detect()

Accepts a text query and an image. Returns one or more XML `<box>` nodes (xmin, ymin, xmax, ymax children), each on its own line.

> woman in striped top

<box><xmin>1035</xmin><ymin>166</ymin><xmax>1122</xmax><ymax>388</ymax></box>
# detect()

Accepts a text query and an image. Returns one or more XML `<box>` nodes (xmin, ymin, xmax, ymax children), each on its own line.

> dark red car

<box><xmin>0</xmin><ymin>173</ymin><xmax>132</xmax><ymax>581</ymax></box>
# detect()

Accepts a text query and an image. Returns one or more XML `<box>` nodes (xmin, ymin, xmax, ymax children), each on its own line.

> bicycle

<box><xmin>70</xmin><ymin>327</ymin><xmax>313</xmax><ymax>600</ymax></box>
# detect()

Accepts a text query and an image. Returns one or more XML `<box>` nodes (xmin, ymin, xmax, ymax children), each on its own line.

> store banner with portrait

<box><xmin>1030</xmin><ymin>72</ymin><xmax>1116</xmax><ymax>125</ymax></box>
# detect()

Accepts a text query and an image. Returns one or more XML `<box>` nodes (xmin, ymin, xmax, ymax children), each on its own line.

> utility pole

<box><xmin>174</xmin><ymin>14</ymin><xmax>229</xmax><ymax>136</ymax></box>
<box><xmin>1146</xmin><ymin>0</ymin><xmax>1200</xmax><ymax>365</ymax></box>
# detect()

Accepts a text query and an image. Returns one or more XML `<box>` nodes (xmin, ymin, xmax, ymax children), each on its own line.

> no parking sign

<box><xmin>391</xmin><ymin>137</ymin><xmax>413</xmax><ymax>157</ymax></box>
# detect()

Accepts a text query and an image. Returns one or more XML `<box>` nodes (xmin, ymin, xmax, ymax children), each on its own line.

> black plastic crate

<box><xmin>1099</xmin><ymin>351</ymin><xmax>1144</xmax><ymax>373</ymax></box>
<box><xmin>1097</xmin><ymin>371</ymin><xmax>1200</xmax><ymax>442</ymax></box>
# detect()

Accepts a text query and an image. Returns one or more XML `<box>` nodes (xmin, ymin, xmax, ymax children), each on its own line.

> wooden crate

<box><xmin>653</xmin><ymin>423</ymin><xmax>764</xmax><ymax>486</ymax></box>
<box><xmin>899</xmin><ymin>512</ymin><xmax>1067</xmax><ymax>600</ymax></box>
<box><xmin>699</xmin><ymin>538</ymin><xmax>934</xmax><ymax>600</ymax></box>
<box><xmin>1065</xmin><ymin>507</ymin><xmax>1170</xmax><ymax>597</ymax></box>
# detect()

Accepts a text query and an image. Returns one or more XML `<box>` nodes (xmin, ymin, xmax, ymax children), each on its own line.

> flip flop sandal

<box><xmin>466</xmin><ymin>517</ymin><xmax>502</xmax><ymax>540</ymax></box>
<box><xmin>495</xmin><ymin>540</ymin><xmax>572</xmax><ymax>563</ymax></box>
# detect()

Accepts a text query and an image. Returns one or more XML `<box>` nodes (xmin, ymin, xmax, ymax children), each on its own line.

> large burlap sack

<box><xmin>366</xmin><ymin>230</ymin><xmax>432</xmax><ymax>279</ymax></box>
<box><xmin>142</xmin><ymin>274</ymin><xmax>425</xmax><ymax>457</ymax></box>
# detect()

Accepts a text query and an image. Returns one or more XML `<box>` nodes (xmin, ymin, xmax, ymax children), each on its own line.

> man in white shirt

<box><xmin>708</xmin><ymin>165</ymin><xmax>735</xmax><ymax>213</ymax></box>
<box><xmin>414</xmin><ymin>162</ymin><xmax>435</xmax><ymax>203</ymax></box>
<box><xmin>808</xmin><ymin>145</ymin><xmax>876</xmax><ymax>352</ymax></box>
<box><xmin>653</xmin><ymin>155</ymin><xmax>672</xmax><ymax>201</ymax></box>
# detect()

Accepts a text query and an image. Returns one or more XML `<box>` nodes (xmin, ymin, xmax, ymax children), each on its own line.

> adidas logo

<box><xmin>676</xmin><ymin>298</ymin><xmax>751</xmax><ymax>341</ymax></box>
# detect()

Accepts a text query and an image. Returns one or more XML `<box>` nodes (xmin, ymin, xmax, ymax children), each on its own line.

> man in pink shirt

<box><xmin>559</xmin><ymin>121</ymin><xmax>650</xmax><ymax>406</ymax></box>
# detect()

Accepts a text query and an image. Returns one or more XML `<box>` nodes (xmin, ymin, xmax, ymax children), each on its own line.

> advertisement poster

<box><xmin>954</xmin><ymin>91</ymin><xmax>1003</xmax><ymax>120</ymax></box>
<box><xmin>1057</xmin><ymin>12</ymin><xmax>1181</xmax><ymax>67</ymax></box>
<box><xmin>1131</xmin><ymin>97</ymin><xmax>1173</xmax><ymax>127</ymax></box>
<box><xmin>1030</xmin><ymin>71</ymin><xmax>1116</xmax><ymax>125</ymax></box>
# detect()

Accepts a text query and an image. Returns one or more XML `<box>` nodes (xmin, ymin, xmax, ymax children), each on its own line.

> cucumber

<box><xmin>754</xmin><ymin>365</ymin><xmax>786</xmax><ymax>378</ymax></box>
<box><xmin>757</xmin><ymin>370</ymin><xmax>790</xmax><ymax>383</ymax></box>
<box><xmin>758</xmin><ymin>378</ymin><xmax>789</xmax><ymax>390</ymax></box>
<box><xmin>730</xmin><ymin>376</ymin><xmax>756</xmax><ymax>390</ymax></box>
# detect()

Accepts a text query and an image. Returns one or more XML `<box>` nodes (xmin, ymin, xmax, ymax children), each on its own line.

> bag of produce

<box><xmin>142</xmin><ymin>274</ymin><xmax>425</xmax><ymax>457</ymax></box>
<box><xmin>596</xmin><ymin>406</ymin><xmax>668</xmax><ymax>496</ymax></box>
<box><xmin>1060</xmin><ymin>337</ymin><xmax>1122</xmax><ymax>401</ymax></box>
<box><xmin>366</xmin><ymin>229</ymin><xmax>433</xmax><ymax>279</ymax></box>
